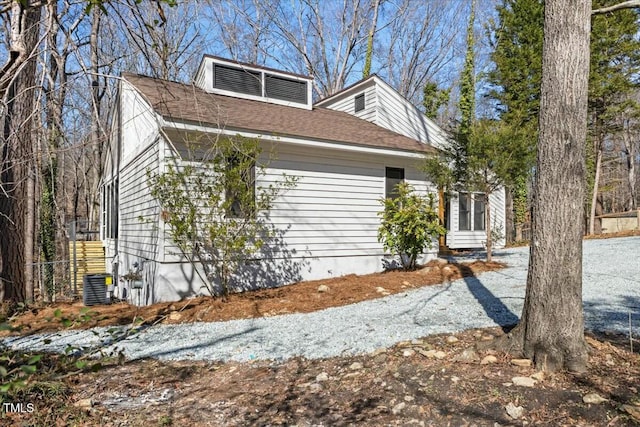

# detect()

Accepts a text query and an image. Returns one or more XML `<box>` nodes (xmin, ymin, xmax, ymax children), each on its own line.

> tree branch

<box><xmin>592</xmin><ymin>0</ymin><xmax>640</xmax><ymax>14</ymax></box>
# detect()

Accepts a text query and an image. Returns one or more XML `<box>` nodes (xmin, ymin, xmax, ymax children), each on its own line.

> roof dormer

<box><xmin>194</xmin><ymin>55</ymin><xmax>314</xmax><ymax>110</ymax></box>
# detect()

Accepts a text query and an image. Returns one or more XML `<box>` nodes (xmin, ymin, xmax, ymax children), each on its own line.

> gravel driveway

<box><xmin>3</xmin><ymin>236</ymin><xmax>639</xmax><ymax>363</ymax></box>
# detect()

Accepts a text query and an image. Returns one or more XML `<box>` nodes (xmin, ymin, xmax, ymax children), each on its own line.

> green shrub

<box><xmin>377</xmin><ymin>182</ymin><xmax>446</xmax><ymax>270</ymax></box>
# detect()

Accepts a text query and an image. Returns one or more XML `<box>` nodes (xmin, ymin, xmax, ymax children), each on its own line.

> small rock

<box><xmin>168</xmin><ymin>311</ymin><xmax>182</xmax><ymax>321</ymax></box>
<box><xmin>317</xmin><ymin>284</ymin><xmax>330</xmax><ymax>293</ymax></box>
<box><xmin>451</xmin><ymin>376</ymin><xmax>460</xmax><ymax>384</ymax></box>
<box><xmin>511</xmin><ymin>358</ymin><xmax>532</xmax><ymax>367</ymax></box>
<box><xmin>605</xmin><ymin>353</ymin><xmax>615</xmax><ymax>366</ymax></box>
<box><xmin>402</xmin><ymin>280</ymin><xmax>411</xmax><ymax>286</ymax></box>
<box><xmin>403</xmin><ymin>349</ymin><xmax>416</xmax><ymax>357</ymax></box>
<box><xmin>404</xmin><ymin>395</ymin><xmax>415</xmax><ymax>402</ymax></box>
<box><xmin>74</xmin><ymin>399</ymin><xmax>93</xmax><ymax>408</ymax></box>
<box><xmin>481</xmin><ymin>334</ymin><xmax>494</xmax><ymax>341</ymax></box>
<box><xmin>376</xmin><ymin>287</ymin><xmax>390</xmax><ymax>295</ymax></box>
<box><xmin>411</xmin><ymin>339</ymin><xmax>424</xmax><ymax>345</ymax></box>
<box><xmin>453</xmin><ymin>348</ymin><xmax>480</xmax><ymax>363</ymax></box>
<box><xmin>349</xmin><ymin>362</ymin><xmax>363</xmax><ymax>370</ymax></box>
<box><xmin>621</xmin><ymin>404</ymin><xmax>640</xmax><ymax>420</ymax></box>
<box><xmin>582</xmin><ymin>393</ymin><xmax>608</xmax><ymax>404</ymax></box>
<box><xmin>473</xmin><ymin>331</ymin><xmax>483</xmax><ymax>339</ymax></box>
<box><xmin>373</xmin><ymin>353</ymin><xmax>388</xmax><ymax>363</ymax></box>
<box><xmin>530</xmin><ymin>371</ymin><xmax>545</xmax><ymax>382</ymax></box>
<box><xmin>372</xmin><ymin>348</ymin><xmax>387</xmax><ymax>356</ymax></box>
<box><xmin>418</xmin><ymin>349</ymin><xmax>434</xmax><ymax>358</ymax></box>
<box><xmin>434</xmin><ymin>350</ymin><xmax>447</xmax><ymax>360</ymax></box>
<box><xmin>316</xmin><ymin>372</ymin><xmax>329</xmax><ymax>382</ymax></box>
<box><xmin>392</xmin><ymin>402</ymin><xmax>406</xmax><ymax>415</ymax></box>
<box><xmin>512</xmin><ymin>376</ymin><xmax>537</xmax><ymax>387</ymax></box>
<box><xmin>446</xmin><ymin>335</ymin><xmax>459</xmax><ymax>344</ymax></box>
<box><xmin>309</xmin><ymin>383</ymin><xmax>322</xmax><ymax>393</ymax></box>
<box><xmin>505</xmin><ymin>402</ymin><xmax>524</xmax><ymax>420</ymax></box>
<box><xmin>481</xmin><ymin>355</ymin><xmax>498</xmax><ymax>365</ymax></box>
<box><xmin>417</xmin><ymin>266</ymin><xmax>433</xmax><ymax>275</ymax></box>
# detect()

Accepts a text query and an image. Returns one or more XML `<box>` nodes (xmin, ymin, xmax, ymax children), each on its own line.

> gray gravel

<box><xmin>3</xmin><ymin>236</ymin><xmax>639</xmax><ymax>363</ymax></box>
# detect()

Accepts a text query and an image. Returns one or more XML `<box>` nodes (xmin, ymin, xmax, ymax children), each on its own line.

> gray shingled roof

<box><xmin>123</xmin><ymin>73</ymin><xmax>436</xmax><ymax>154</ymax></box>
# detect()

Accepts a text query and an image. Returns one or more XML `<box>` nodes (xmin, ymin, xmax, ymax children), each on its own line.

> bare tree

<box><xmin>258</xmin><ymin>0</ymin><xmax>373</xmax><ymax>98</ymax></box>
<box><xmin>205</xmin><ymin>0</ymin><xmax>275</xmax><ymax>65</ymax></box>
<box><xmin>0</xmin><ymin>1</ymin><xmax>41</xmax><ymax>302</ymax></box>
<box><xmin>109</xmin><ymin>0</ymin><xmax>204</xmax><ymax>81</ymax></box>
<box><xmin>379</xmin><ymin>0</ymin><xmax>466</xmax><ymax>105</ymax></box>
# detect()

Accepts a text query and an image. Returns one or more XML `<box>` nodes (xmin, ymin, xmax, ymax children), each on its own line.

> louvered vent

<box><xmin>213</xmin><ymin>63</ymin><xmax>261</xmax><ymax>96</ymax></box>
<box><xmin>265</xmin><ymin>74</ymin><xmax>307</xmax><ymax>104</ymax></box>
<box><xmin>355</xmin><ymin>93</ymin><xmax>365</xmax><ymax>112</ymax></box>
<box><xmin>83</xmin><ymin>273</ymin><xmax>111</xmax><ymax>306</ymax></box>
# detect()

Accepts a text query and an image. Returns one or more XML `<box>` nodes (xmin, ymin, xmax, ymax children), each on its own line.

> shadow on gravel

<box><xmin>584</xmin><ymin>295</ymin><xmax>640</xmax><ymax>340</ymax></box>
<box><xmin>132</xmin><ymin>326</ymin><xmax>262</xmax><ymax>360</ymax></box>
<box><xmin>457</xmin><ymin>264</ymin><xmax>519</xmax><ymax>331</ymax></box>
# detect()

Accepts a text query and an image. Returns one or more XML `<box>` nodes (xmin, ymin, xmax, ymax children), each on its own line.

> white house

<box><xmin>317</xmin><ymin>75</ymin><xmax>507</xmax><ymax>250</ymax></box>
<box><xmin>101</xmin><ymin>55</ymin><xmax>505</xmax><ymax>305</ymax></box>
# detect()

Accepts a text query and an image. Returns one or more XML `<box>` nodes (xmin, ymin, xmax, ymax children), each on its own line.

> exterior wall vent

<box><xmin>196</xmin><ymin>55</ymin><xmax>313</xmax><ymax>109</ymax></box>
<box><xmin>213</xmin><ymin>63</ymin><xmax>261</xmax><ymax>97</ymax></box>
<box><xmin>355</xmin><ymin>93</ymin><xmax>365</xmax><ymax>112</ymax></box>
<box><xmin>265</xmin><ymin>74</ymin><xmax>307</xmax><ymax>104</ymax></box>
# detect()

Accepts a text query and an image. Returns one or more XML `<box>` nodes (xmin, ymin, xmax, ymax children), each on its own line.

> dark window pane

<box><xmin>226</xmin><ymin>154</ymin><xmax>256</xmax><ymax>218</ymax></box>
<box><xmin>355</xmin><ymin>93</ymin><xmax>365</xmax><ymax>112</ymax></box>
<box><xmin>385</xmin><ymin>167</ymin><xmax>404</xmax><ymax>199</ymax></box>
<box><xmin>474</xmin><ymin>193</ymin><xmax>486</xmax><ymax>231</ymax></box>
<box><xmin>459</xmin><ymin>192</ymin><xmax>471</xmax><ymax>231</ymax></box>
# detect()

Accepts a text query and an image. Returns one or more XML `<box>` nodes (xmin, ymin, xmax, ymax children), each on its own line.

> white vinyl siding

<box><xmin>212</xmin><ymin>143</ymin><xmax>435</xmax><ymax>260</ymax></box>
<box><xmin>118</xmin><ymin>142</ymin><xmax>161</xmax><ymax>260</ymax></box>
<box><xmin>374</xmin><ymin>81</ymin><xmax>448</xmax><ymax>150</ymax></box>
<box><xmin>447</xmin><ymin>189</ymin><xmax>506</xmax><ymax>249</ymax></box>
<box><xmin>319</xmin><ymin>82</ymin><xmax>377</xmax><ymax>123</ymax></box>
<box><xmin>318</xmin><ymin>76</ymin><xmax>447</xmax><ymax>150</ymax></box>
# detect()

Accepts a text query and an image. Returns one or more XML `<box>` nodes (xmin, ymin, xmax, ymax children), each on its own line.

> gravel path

<box><xmin>3</xmin><ymin>237</ymin><xmax>639</xmax><ymax>363</ymax></box>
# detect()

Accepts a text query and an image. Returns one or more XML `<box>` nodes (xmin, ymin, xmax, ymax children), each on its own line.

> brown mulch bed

<box><xmin>1</xmin><ymin>259</ymin><xmax>502</xmax><ymax>336</ymax></box>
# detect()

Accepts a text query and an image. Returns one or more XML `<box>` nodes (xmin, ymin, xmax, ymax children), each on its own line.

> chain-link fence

<box><xmin>30</xmin><ymin>238</ymin><xmax>106</xmax><ymax>302</ymax></box>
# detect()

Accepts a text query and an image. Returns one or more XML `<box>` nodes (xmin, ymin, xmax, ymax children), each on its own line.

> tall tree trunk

<box><xmin>362</xmin><ymin>0</ymin><xmax>381</xmax><ymax>79</ymax></box>
<box><xmin>505</xmin><ymin>186</ymin><xmax>514</xmax><ymax>244</ymax></box>
<box><xmin>88</xmin><ymin>7</ymin><xmax>102</xmax><ymax>231</ymax></box>
<box><xmin>0</xmin><ymin>2</ymin><xmax>41</xmax><ymax>302</ymax></box>
<box><xmin>622</xmin><ymin>121</ymin><xmax>637</xmax><ymax>209</ymax></box>
<box><xmin>485</xmin><ymin>193</ymin><xmax>492</xmax><ymax>262</ymax></box>
<box><xmin>497</xmin><ymin>0</ymin><xmax>590</xmax><ymax>372</ymax></box>
<box><xmin>589</xmin><ymin>141</ymin><xmax>602</xmax><ymax>234</ymax></box>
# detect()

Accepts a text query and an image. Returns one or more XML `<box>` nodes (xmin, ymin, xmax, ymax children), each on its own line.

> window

<box><xmin>102</xmin><ymin>180</ymin><xmax>118</xmax><ymax>239</ymax></box>
<box><xmin>385</xmin><ymin>167</ymin><xmax>404</xmax><ymax>199</ymax></box>
<box><xmin>355</xmin><ymin>93</ymin><xmax>365</xmax><ymax>112</ymax></box>
<box><xmin>458</xmin><ymin>192</ymin><xmax>485</xmax><ymax>231</ymax></box>
<box><xmin>459</xmin><ymin>192</ymin><xmax>471</xmax><ymax>231</ymax></box>
<box><xmin>225</xmin><ymin>154</ymin><xmax>256</xmax><ymax>218</ymax></box>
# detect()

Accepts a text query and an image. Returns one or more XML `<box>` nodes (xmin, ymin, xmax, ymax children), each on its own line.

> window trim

<box><xmin>225</xmin><ymin>154</ymin><xmax>256</xmax><ymax>219</ymax></box>
<box><xmin>354</xmin><ymin>93</ymin><xmax>365</xmax><ymax>112</ymax></box>
<box><xmin>458</xmin><ymin>191</ymin><xmax>486</xmax><ymax>232</ymax></box>
<box><xmin>385</xmin><ymin>167</ymin><xmax>405</xmax><ymax>200</ymax></box>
